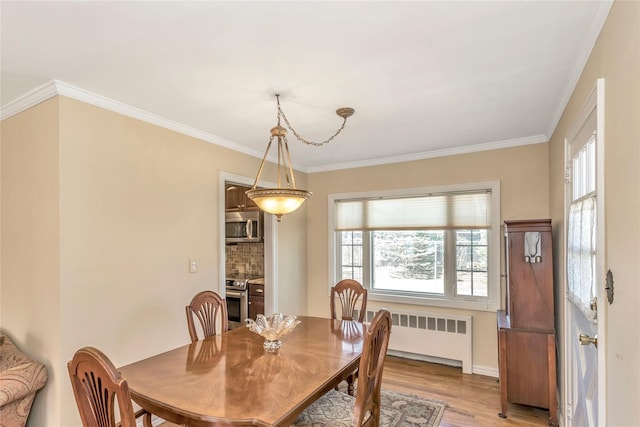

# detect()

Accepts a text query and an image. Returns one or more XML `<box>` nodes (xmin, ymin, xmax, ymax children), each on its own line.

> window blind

<box><xmin>335</xmin><ymin>190</ymin><xmax>491</xmax><ymax>231</ymax></box>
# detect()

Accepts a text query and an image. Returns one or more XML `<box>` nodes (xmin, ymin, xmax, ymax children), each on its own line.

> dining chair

<box><xmin>331</xmin><ymin>279</ymin><xmax>368</xmax><ymax>395</ymax></box>
<box><xmin>186</xmin><ymin>290</ymin><xmax>229</xmax><ymax>342</ymax></box>
<box><xmin>68</xmin><ymin>346</ymin><xmax>177</xmax><ymax>427</ymax></box>
<box><xmin>331</xmin><ymin>279</ymin><xmax>368</xmax><ymax>322</ymax></box>
<box><xmin>293</xmin><ymin>309</ymin><xmax>392</xmax><ymax>427</ymax></box>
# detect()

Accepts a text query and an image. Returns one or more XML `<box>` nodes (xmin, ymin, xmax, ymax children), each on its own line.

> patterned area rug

<box><xmin>293</xmin><ymin>388</ymin><xmax>446</xmax><ymax>427</ymax></box>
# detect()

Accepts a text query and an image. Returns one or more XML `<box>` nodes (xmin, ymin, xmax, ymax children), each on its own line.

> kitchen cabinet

<box><xmin>498</xmin><ymin>219</ymin><xmax>557</xmax><ymax>426</ymax></box>
<box><xmin>225</xmin><ymin>184</ymin><xmax>259</xmax><ymax>212</ymax></box>
<box><xmin>248</xmin><ymin>283</ymin><xmax>264</xmax><ymax>320</ymax></box>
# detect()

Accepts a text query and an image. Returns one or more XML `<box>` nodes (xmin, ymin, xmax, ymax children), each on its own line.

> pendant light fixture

<box><xmin>246</xmin><ymin>94</ymin><xmax>354</xmax><ymax>222</ymax></box>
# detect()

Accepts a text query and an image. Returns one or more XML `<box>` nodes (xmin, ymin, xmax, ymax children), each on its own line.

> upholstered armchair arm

<box><xmin>0</xmin><ymin>360</ymin><xmax>48</xmax><ymax>406</ymax></box>
<box><xmin>0</xmin><ymin>333</ymin><xmax>48</xmax><ymax>427</ymax></box>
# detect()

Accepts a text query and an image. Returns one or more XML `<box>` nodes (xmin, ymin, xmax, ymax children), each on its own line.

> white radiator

<box><xmin>363</xmin><ymin>308</ymin><xmax>473</xmax><ymax>374</ymax></box>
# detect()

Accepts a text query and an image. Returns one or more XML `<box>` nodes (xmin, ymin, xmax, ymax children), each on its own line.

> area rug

<box><xmin>293</xmin><ymin>388</ymin><xmax>446</xmax><ymax>427</ymax></box>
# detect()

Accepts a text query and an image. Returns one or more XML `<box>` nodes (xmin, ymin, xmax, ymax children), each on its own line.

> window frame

<box><xmin>328</xmin><ymin>181</ymin><xmax>501</xmax><ymax>312</ymax></box>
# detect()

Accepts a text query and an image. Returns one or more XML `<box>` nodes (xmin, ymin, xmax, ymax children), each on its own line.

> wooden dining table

<box><xmin>119</xmin><ymin>316</ymin><xmax>366</xmax><ymax>427</ymax></box>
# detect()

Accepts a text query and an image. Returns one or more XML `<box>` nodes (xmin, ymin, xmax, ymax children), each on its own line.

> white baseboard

<box><xmin>388</xmin><ymin>349</ymin><xmax>462</xmax><ymax>368</ymax></box>
<box><xmin>388</xmin><ymin>350</ymin><xmax>499</xmax><ymax>378</ymax></box>
<box><xmin>471</xmin><ymin>365</ymin><xmax>499</xmax><ymax>378</ymax></box>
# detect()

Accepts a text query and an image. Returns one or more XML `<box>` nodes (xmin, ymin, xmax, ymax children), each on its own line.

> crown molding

<box><xmin>0</xmin><ymin>80</ymin><xmax>59</xmax><ymax>120</ymax></box>
<box><xmin>0</xmin><ymin>79</ymin><xmax>283</xmax><ymax>166</ymax></box>
<box><xmin>306</xmin><ymin>134</ymin><xmax>549</xmax><ymax>173</ymax></box>
<box><xmin>2</xmin><ymin>79</ymin><xmax>547</xmax><ymax>174</ymax></box>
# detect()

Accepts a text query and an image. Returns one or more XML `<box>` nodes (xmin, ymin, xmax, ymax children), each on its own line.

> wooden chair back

<box><xmin>330</xmin><ymin>279</ymin><xmax>368</xmax><ymax>322</ymax></box>
<box><xmin>352</xmin><ymin>309</ymin><xmax>392</xmax><ymax>427</ymax></box>
<box><xmin>68</xmin><ymin>347</ymin><xmax>150</xmax><ymax>427</ymax></box>
<box><xmin>186</xmin><ymin>290</ymin><xmax>228</xmax><ymax>342</ymax></box>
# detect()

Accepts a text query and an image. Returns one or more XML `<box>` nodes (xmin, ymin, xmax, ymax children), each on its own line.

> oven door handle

<box><xmin>226</xmin><ymin>290</ymin><xmax>245</xmax><ymax>298</ymax></box>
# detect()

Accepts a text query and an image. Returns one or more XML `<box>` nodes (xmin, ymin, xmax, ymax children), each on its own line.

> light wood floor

<box><xmin>381</xmin><ymin>355</ymin><xmax>552</xmax><ymax>426</ymax></box>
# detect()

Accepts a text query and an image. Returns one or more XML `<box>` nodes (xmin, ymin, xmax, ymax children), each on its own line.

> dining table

<box><xmin>119</xmin><ymin>316</ymin><xmax>366</xmax><ymax>427</ymax></box>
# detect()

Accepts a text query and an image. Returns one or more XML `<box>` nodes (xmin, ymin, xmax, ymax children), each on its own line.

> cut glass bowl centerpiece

<box><xmin>246</xmin><ymin>313</ymin><xmax>301</xmax><ymax>352</ymax></box>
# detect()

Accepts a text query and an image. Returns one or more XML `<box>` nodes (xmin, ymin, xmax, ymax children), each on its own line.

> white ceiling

<box><xmin>0</xmin><ymin>1</ymin><xmax>612</xmax><ymax>172</ymax></box>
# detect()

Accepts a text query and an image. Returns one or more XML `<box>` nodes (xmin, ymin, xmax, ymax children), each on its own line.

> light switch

<box><xmin>189</xmin><ymin>259</ymin><xmax>198</xmax><ymax>273</ymax></box>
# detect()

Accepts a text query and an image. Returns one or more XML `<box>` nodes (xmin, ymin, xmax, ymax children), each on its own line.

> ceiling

<box><xmin>0</xmin><ymin>1</ymin><xmax>612</xmax><ymax>172</ymax></box>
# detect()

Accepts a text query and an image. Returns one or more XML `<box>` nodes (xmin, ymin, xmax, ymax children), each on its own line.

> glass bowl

<box><xmin>245</xmin><ymin>313</ymin><xmax>301</xmax><ymax>352</ymax></box>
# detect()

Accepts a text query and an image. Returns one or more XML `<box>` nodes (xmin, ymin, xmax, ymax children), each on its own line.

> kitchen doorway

<box><xmin>219</xmin><ymin>172</ymin><xmax>277</xmax><ymax>318</ymax></box>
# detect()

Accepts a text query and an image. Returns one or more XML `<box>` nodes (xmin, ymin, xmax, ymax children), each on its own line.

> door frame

<box><xmin>562</xmin><ymin>78</ymin><xmax>607</xmax><ymax>426</ymax></box>
<box><xmin>219</xmin><ymin>171</ymin><xmax>278</xmax><ymax>315</ymax></box>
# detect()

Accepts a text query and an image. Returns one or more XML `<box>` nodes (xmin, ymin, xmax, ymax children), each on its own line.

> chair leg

<box><xmin>142</xmin><ymin>411</ymin><xmax>153</xmax><ymax>427</ymax></box>
<box><xmin>346</xmin><ymin>374</ymin><xmax>356</xmax><ymax>396</ymax></box>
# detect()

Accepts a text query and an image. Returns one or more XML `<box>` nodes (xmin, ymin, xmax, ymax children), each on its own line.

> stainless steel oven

<box><xmin>225</xmin><ymin>279</ymin><xmax>248</xmax><ymax>329</ymax></box>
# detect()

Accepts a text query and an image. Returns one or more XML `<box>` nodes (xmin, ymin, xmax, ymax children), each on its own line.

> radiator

<box><xmin>363</xmin><ymin>308</ymin><xmax>473</xmax><ymax>374</ymax></box>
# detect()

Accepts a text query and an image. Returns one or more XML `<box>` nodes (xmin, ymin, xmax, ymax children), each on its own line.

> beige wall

<box><xmin>275</xmin><ymin>204</ymin><xmax>309</xmax><ymax>315</ymax></box>
<box><xmin>1</xmin><ymin>97</ymin><xmax>308</xmax><ymax>426</ymax></box>
<box><xmin>307</xmin><ymin>143</ymin><xmax>551</xmax><ymax>371</ymax></box>
<box><xmin>1</xmin><ymin>99</ymin><xmax>63</xmax><ymax>425</ymax></box>
<box><xmin>548</xmin><ymin>1</ymin><xmax>640</xmax><ymax>425</ymax></box>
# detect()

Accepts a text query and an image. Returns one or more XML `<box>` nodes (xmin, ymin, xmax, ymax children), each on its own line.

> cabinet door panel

<box><xmin>244</xmin><ymin>190</ymin><xmax>259</xmax><ymax>211</ymax></box>
<box><xmin>248</xmin><ymin>284</ymin><xmax>265</xmax><ymax>319</ymax></box>
<box><xmin>226</xmin><ymin>184</ymin><xmax>260</xmax><ymax>212</ymax></box>
<box><xmin>505</xmin><ymin>330</ymin><xmax>549</xmax><ymax>408</ymax></box>
<box><xmin>248</xmin><ymin>296</ymin><xmax>264</xmax><ymax>320</ymax></box>
<box><xmin>505</xmin><ymin>220</ymin><xmax>554</xmax><ymax>331</ymax></box>
<box><xmin>225</xmin><ymin>185</ymin><xmax>244</xmax><ymax>211</ymax></box>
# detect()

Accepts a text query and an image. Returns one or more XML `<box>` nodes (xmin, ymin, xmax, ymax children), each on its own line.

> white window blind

<box><xmin>335</xmin><ymin>191</ymin><xmax>491</xmax><ymax>231</ymax></box>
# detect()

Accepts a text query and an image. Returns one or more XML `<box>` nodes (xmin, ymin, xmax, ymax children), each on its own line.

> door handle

<box><xmin>579</xmin><ymin>334</ymin><xmax>598</xmax><ymax>348</ymax></box>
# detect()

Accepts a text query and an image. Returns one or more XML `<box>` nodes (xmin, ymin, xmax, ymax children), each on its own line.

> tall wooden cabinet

<box><xmin>498</xmin><ymin>219</ymin><xmax>557</xmax><ymax>426</ymax></box>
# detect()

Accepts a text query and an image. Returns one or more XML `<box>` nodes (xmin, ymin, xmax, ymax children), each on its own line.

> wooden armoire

<box><xmin>498</xmin><ymin>219</ymin><xmax>557</xmax><ymax>426</ymax></box>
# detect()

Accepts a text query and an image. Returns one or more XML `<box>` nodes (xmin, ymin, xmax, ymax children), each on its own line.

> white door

<box><xmin>564</xmin><ymin>79</ymin><xmax>606</xmax><ymax>426</ymax></box>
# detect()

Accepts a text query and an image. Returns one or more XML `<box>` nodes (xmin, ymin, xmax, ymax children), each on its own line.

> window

<box><xmin>329</xmin><ymin>182</ymin><xmax>500</xmax><ymax>311</ymax></box>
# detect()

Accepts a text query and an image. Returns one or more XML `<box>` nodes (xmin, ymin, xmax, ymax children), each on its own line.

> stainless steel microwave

<box><xmin>225</xmin><ymin>211</ymin><xmax>262</xmax><ymax>243</ymax></box>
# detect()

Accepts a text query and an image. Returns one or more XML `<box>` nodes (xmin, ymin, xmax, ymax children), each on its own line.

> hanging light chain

<box><xmin>275</xmin><ymin>94</ymin><xmax>351</xmax><ymax>147</ymax></box>
<box><xmin>246</xmin><ymin>93</ymin><xmax>349</xmax><ymax>221</ymax></box>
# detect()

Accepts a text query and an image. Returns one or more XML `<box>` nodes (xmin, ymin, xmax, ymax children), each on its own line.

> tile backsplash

<box><xmin>226</xmin><ymin>243</ymin><xmax>264</xmax><ymax>277</ymax></box>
